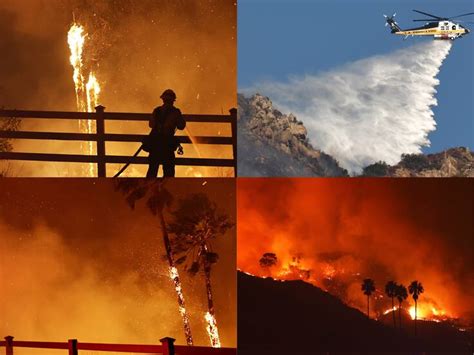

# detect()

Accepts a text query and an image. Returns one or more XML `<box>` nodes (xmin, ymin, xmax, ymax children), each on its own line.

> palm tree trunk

<box><xmin>367</xmin><ymin>295</ymin><xmax>370</xmax><ymax>318</ymax></box>
<box><xmin>391</xmin><ymin>297</ymin><xmax>396</xmax><ymax>328</ymax></box>
<box><xmin>414</xmin><ymin>300</ymin><xmax>417</xmax><ymax>336</ymax></box>
<box><xmin>159</xmin><ymin>211</ymin><xmax>194</xmax><ymax>346</ymax></box>
<box><xmin>398</xmin><ymin>301</ymin><xmax>402</xmax><ymax>330</ymax></box>
<box><xmin>202</xmin><ymin>245</ymin><xmax>221</xmax><ymax>347</ymax></box>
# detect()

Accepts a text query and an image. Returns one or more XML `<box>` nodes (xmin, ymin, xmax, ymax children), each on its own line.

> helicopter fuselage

<box><xmin>394</xmin><ymin>20</ymin><xmax>469</xmax><ymax>40</ymax></box>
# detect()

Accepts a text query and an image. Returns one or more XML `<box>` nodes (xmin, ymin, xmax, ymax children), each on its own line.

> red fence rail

<box><xmin>0</xmin><ymin>336</ymin><xmax>236</xmax><ymax>355</ymax></box>
<box><xmin>0</xmin><ymin>106</ymin><xmax>237</xmax><ymax>177</ymax></box>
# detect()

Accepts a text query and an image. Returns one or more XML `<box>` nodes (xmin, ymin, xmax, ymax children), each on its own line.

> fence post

<box><xmin>67</xmin><ymin>339</ymin><xmax>78</xmax><ymax>355</ymax></box>
<box><xmin>95</xmin><ymin>105</ymin><xmax>106</xmax><ymax>177</ymax></box>
<box><xmin>4</xmin><ymin>336</ymin><xmax>13</xmax><ymax>355</ymax></box>
<box><xmin>160</xmin><ymin>337</ymin><xmax>175</xmax><ymax>355</ymax></box>
<box><xmin>229</xmin><ymin>108</ymin><xmax>237</xmax><ymax>177</ymax></box>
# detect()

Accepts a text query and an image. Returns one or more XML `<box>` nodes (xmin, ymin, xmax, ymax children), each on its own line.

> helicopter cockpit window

<box><xmin>444</xmin><ymin>22</ymin><xmax>449</xmax><ymax>25</ymax></box>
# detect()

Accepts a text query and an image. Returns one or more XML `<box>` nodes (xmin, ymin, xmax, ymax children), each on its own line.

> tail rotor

<box><xmin>384</xmin><ymin>13</ymin><xmax>401</xmax><ymax>33</ymax></box>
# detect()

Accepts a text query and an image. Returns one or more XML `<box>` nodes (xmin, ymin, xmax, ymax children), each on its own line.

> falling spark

<box><xmin>205</xmin><ymin>311</ymin><xmax>221</xmax><ymax>348</ymax></box>
<box><xmin>67</xmin><ymin>22</ymin><xmax>101</xmax><ymax>176</ymax></box>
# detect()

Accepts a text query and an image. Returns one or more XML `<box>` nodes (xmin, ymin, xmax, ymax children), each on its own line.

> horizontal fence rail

<box><xmin>0</xmin><ymin>336</ymin><xmax>237</xmax><ymax>355</ymax></box>
<box><xmin>0</xmin><ymin>107</ymin><xmax>237</xmax><ymax>177</ymax></box>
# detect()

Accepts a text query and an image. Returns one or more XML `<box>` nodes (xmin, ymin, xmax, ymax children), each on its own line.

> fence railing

<box><xmin>0</xmin><ymin>336</ymin><xmax>236</xmax><ymax>355</ymax></box>
<box><xmin>0</xmin><ymin>106</ymin><xmax>237</xmax><ymax>177</ymax></box>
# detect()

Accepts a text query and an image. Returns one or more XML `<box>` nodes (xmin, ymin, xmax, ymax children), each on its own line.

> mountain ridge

<box><xmin>238</xmin><ymin>93</ymin><xmax>474</xmax><ymax>177</ymax></box>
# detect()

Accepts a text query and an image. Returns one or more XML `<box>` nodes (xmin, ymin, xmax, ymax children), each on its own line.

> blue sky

<box><xmin>238</xmin><ymin>0</ymin><xmax>474</xmax><ymax>153</ymax></box>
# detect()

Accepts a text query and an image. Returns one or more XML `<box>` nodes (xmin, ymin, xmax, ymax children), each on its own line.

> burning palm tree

<box><xmin>168</xmin><ymin>193</ymin><xmax>233</xmax><ymax>348</ymax></box>
<box><xmin>385</xmin><ymin>280</ymin><xmax>398</xmax><ymax>328</ymax></box>
<box><xmin>408</xmin><ymin>280</ymin><xmax>424</xmax><ymax>336</ymax></box>
<box><xmin>395</xmin><ymin>283</ymin><xmax>408</xmax><ymax>330</ymax></box>
<box><xmin>361</xmin><ymin>278</ymin><xmax>375</xmax><ymax>318</ymax></box>
<box><xmin>116</xmin><ymin>179</ymin><xmax>194</xmax><ymax>345</ymax></box>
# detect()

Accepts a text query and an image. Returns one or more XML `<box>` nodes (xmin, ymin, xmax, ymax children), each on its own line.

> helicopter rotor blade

<box><xmin>413</xmin><ymin>19</ymin><xmax>437</xmax><ymax>22</ymax></box>
<box><xmin>413</xmin><ymin>9</ymin><xmax>443</xmax><ymax>19</ymax></box>
<box><xmin>449</xmin><ymin>12</ymin><xmax>474</xmax><ymax>19</ymax></box>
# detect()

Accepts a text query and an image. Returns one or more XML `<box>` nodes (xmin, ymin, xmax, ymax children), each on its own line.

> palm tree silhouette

<box><xmin>385</xmin><ymin>281</ymin><xmax>397</xmax><ymax>327</ymax></box>
<box><xmin>168</xmin><ymin>193</ymin><xmax>233</xmax><ymax>348</ymax></box>
<box><xmin>116</xmin><ymin>179</ymin><xmax>194</xmax><ymax>345</ymax></box>
<box><xmin>395</xmin><ymin>283</ymin><xmax>408</xmax><ymax>330</ymax></box>
<box><xmin>361</xmin><ymin>278</ymin><xmax>375</xmax><ymax>318</ymax></box>
<box><xmin>408</xmin><ymin>280</ymin><xmax>424</xmax><ymax>336</ymax></box>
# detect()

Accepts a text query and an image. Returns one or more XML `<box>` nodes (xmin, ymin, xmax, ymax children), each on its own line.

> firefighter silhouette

<box><xmin>145</xmin><ymin>89</ymin><xmax>186</xmax><ymax>177</ymax></box>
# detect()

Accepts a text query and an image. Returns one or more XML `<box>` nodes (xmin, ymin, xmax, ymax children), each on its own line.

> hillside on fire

<box><xmin>237</xmin><ymin>178</ymin><xmax>473</xmax><ymax>353</ymax></box>
<box><xmin>238</xmin><ymin>272</ymin><xmax>472</xmax><ymax>353</ymax></box>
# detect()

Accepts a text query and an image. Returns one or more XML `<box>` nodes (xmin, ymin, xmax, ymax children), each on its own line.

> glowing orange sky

<box><xmin>238</xmin><ymin>178</ymin><xmax>473</xmax><ymax>321</ymax></box>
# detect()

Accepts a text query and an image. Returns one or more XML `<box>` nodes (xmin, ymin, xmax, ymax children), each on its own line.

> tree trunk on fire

<box><xmin>159</xmin><ymin>211</ymin><xmax>194</xmax><ymax>346</ymax></box>
<box><xmin>202</xmin><ymin>245</ymin><xmax>220</xmax><ymax>347</ymax></box>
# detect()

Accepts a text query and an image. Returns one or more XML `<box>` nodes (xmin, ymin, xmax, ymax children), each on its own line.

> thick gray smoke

<box><xmin>246</xmin><ymin>41</ymin><xmax>452</xmax><ymax>174</ymax></box>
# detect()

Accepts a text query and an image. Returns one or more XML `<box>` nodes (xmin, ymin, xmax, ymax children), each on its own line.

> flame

<box><xmin>67</xmin><ymin>22</ymin><xmax>101</xmax><ymax>177</ymax></box>
<box><xmin>168</xmin><ymin>266</ymin><xmax>193</xmax><ymax>345</ymax></box>
<box><xmin>204</xmin><ymin>312</ymin><xmax>221</xmax><ymax>348</ymax></box>
<box><xmin>383</xmin><ymin>306</ymin><xmax>398</xmax><ymax>315</ymax></box>
<box><xmin>67</xmin><ymin>24</ymin><xmax>86</xmax><ymax>112</ymax></box>
<box><xmin>408</xmin><ymin>303</ymin><xmax>448</xmax><ymax>321</ymax></box>
<box><xmin>86</xmin><ymin>72</ymin><xmax>101</xmax><ymax>112</ymax></box>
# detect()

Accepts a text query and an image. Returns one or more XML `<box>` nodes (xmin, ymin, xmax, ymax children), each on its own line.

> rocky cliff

<box><xmin>238</xmin><ymin>93</ymin><xmax>348</xmax><ymax>176</ymax></box>
<box><xmin>238</xmin><ymin>93</ymin><xmax>473</xmax><ymax>177</ymax></box>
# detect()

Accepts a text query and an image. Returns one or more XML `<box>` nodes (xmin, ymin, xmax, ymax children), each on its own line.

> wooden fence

<box><xmin>0</xmin><ymin>336</ymin><xmax>236</xmax><ymax>355</ymax></box>
<box><xmin>0</xmin><ymin>106</ymin><xmax>237</xmax><ymax>177</ymax></box>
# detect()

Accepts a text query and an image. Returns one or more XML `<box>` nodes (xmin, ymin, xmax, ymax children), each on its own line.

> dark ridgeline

<box><xmin>238</xmin><ymin>272</ymin><xmax>472</xmax><ymax>354</ymax></box>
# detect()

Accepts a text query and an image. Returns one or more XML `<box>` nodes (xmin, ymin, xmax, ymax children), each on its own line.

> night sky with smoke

<box><xmin>0</xmin><ymin>179</ymin><xmax>236</xmax><ymax>347</ymax></box>
<box><xmin>238</xmin><ymin>178</ymin><xmax>473</xmax><ymax>323</ymax></box>
<box><xmin>0</xmin><ymin>0</ymin><xmax>236</xmax><ymax>176</ymax></box>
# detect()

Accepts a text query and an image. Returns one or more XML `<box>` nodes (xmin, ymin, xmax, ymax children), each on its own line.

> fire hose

<box><xmin>113</xmin><ymin>142</ymin><xmax>184</xmax><ymax>178</ymax></box>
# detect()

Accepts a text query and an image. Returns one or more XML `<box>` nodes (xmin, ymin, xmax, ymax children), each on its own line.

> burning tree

<box><xmin>168</xmin><ymin>193</ymin><xmax>233</xmax><ymax>348</ymax></box>
<box><xmin>116</xmin><ymin>179</ymin><xmax>194</xmax><ymax>345</ymax></box>
<box><xmin>385</xmin><ymin>281</ymin><xmax>398</xmax><ymax>328</ymax></box>
<box><xmin>395</xmin><ymin>283</ymin><xmax>408</xmax><ymax>330</ymax></box>
<box><xmin>361</xmin><ymin>278</ymin><xmax>375</xmax><ymax>318</ymax></box>
<box><xmin>259</xmin><ymin>252</ymin><xmax>278</xmax><ymax>274</ymax></box>
<box><xmin>409</xmin><ymin>280</ymin><xmax>424</xmax><ymax>335</ymax></box>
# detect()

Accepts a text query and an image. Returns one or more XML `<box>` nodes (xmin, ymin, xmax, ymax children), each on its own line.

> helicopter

<box><xmin>384</xmin><ymin>9</ymin><xmax>474</xmax><ymax>40</ymax></box>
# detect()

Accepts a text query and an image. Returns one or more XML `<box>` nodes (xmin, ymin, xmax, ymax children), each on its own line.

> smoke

<box><xmin>0</xmin><ymin>179</ymin><xmax>236</xmax><ymax>347</ymax></box>
<box><xmin>237</xmin><ymin>178</ymin><xmax>474</xmax><ymax>322</ymax></box>
<box><xmin>245</xmin><ymin>41</ymin><xmax>452</xmax><ymax>174</ymax></box>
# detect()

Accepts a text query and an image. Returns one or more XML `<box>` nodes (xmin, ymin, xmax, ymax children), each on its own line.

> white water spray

<box><xmin>248</xmin><ymin>41</ymin><xmax>452</xmax><ymax>174</ymax></box>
